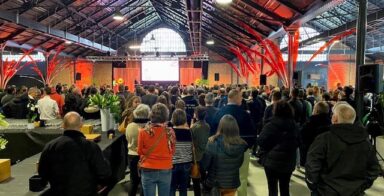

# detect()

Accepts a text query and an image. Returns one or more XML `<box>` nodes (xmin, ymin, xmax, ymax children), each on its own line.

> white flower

<box><xmin>31</xmin><ymin>107</ymin><xmax>35</xmax><ymax>111</ymax></box>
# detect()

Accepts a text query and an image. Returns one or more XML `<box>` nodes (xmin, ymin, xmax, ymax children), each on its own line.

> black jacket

<box><xmin>141</xmin><ymin>94</ymin><xmax>158</xmax><ymax>108</ymax></box>
<box><xmin>300</xmin><ymin>113</ymin><xmax>331</xmax><ymax>165</ymax></box>
<box><xmin>306</xmin><ymin>124</ymin><xmax>380</xmax><ymax>196</ymax></box>
<box><xmin>201</xmin><ymin>135</ymin><xmax>247</xmax><ymax>189</ymax></box>
<box><xmin>205</xmin><ymin>106</ymin><xmax>218</xmax><ymax>136</ymax></box>
<box><xmin>247</xmin><ymin>97</ymin><xmax>266</xmax><ymax>129</ymax></box>
<box><xmin>288</xmin><ymin>98</ymin><xmax>305</xmax><ymax>125</ymax></box>
<box><xmin>2</xmin><ymin>93</ymin><xmax>29</xmax><ymax>118</ymax></box>
<box><xmin>258</xmin><ymin>117</ymin><xmax>299</xmax><ymax>173</ymax></box>
<box><xmin>212</xmin><ymin>104</ymin><xmax>256</xmax><ymax>147</ymax></box>
<box><xmin>182</xmin><ymin>95</ymin><xmax>199</xmax><ymax>123</ymax></box>
<box><xmin>39</xmin><ymin>130</ymin><xmax>111</xmax><ymax>196</ymax></box>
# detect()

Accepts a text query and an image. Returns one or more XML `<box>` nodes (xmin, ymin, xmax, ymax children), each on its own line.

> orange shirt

<box><xmin>138</xmin><ymin>126</ymin><xmax>175</xmax><ymax>170</ymax></box>
<box><xmin>50</xmin><ymin>93</ymin><xmax>64</xmax><ymax>115</ymax></box>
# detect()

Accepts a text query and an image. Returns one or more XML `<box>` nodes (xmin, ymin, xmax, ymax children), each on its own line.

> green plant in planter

<box><xmin>0</xmin><ymin>114</ymin><xmax>8</xmax><ymax>127</ymax></box>
<box><xmin>0</xmin><ymin>114</ymin><xmax>8</xmax><ymax>151</ymax></box>
<box><xmin>89</xmin><ymin>93</ymin><xmax>121</xmax><ymax>122</ymax></box>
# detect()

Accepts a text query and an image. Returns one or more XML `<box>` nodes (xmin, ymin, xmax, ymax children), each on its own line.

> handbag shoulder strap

<box><xmin>140</xmin><ymin>126</ymin><xmax>167</xmax><ymax>164</ymax></box>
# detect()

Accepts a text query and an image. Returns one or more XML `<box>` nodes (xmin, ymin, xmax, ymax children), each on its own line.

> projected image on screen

<box><xmin>142</xmin><ymin>60</ymin><xmax>179</xmax><ymax>81</ymax></box>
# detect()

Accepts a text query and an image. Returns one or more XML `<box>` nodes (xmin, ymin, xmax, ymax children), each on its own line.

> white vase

<box><xmin>27</xmin><ymin>123</ymin><xmax>34</xmax><ymax>130</ymax></box>
<box><xmin>109</xmin><ymin>112</ymin><xmax>115</xmax><ymax>130</ymax></box>
<box><xmin>100</xmin><ymin>108</ymin><xmax>110</xmax><ymax>132</ymax></box>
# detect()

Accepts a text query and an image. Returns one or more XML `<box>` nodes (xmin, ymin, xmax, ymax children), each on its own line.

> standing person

<box><xmin>201</xmin><ymin>115</ymin><xmax>248</xmax><ymax>196</ymax></box>
<box><xmin>204</xmin><ymin>93</ymin><xmax>219</xmax><ymax>136</ymax></box>
<box><xmin>38</xmin><ymin>112</ymin><xmax>111</xmax><ymax>195</ymax></box>
<box><xmin>141</xmin><ymin>85</ymin><xmax>158</xmax><ymax>108</ymax></box>
<box><xmin>121</xmin><ymin>96</ymin><xmax>141</xmax><ymax>131</ymax></box>
<box><xmin>288</xmin><ymin>88</ymin><xmax>305</xmax><ymax>125</ymax></box>
<box><xmin>170</xmin><ymin>86</ymin><xmax>181</xmax><ymax>105</ymax></box>
<box><xmin>258</xmin><ymin>100</ymin><xmax>299</xmax><ymax>196</ymax></box>
<box><xmin>300</xmin><ymin>102</ymin><xmax>331</xmax><ymax>166</ymax></box>
<box><xmin>263</xmin><ymin>91</ymin><xmax>282</xmax><ymax>125</ymax></box>
<box><xmin>126</xmin><ymin>104</ymin><xmax>150</xmax><ymax>196</ymax></box>
<box><xmin>50</xmin><ymin>87</ymin><xmax>65</xmax><ymax>116</ymax></box>
<box><xmin>170</xmin><ymin>109</ymin><xmax>193</xmax><ymax>196</ymax></box>
<box><xmin>211</xmin><ymin>89</ymin><xmax>255</xmax><ymax>196</ymax></box>
<box><xmin>38</xmin><ymin>87</ymin><xmax>60</xmax><ymax>120</ymax></box>
<box><xmin>138</xmin><ymin>103</ymin><xmax>176</xmax><ymax>196</ymax></box>
<box><xmin>247</xmin><ymin>89</ymin><xmax>266</xmax><ymax>134</ymax></box>
<box><xmin>306</xmin><ymin>103</ymin><xmax>380</xmax><ymax>196</ymax></box>
<box><xmin>190</xmin><ymin>106</ymin><xmax>210</xmax><ymax>196</ymax></box>
<box><xmin>182</xmin><ymin>86</ymin><xmax>198</xmax><ymax>126</ymax></box>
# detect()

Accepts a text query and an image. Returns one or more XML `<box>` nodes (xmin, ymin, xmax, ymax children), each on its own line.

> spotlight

<box><xmin>113</xmin><ymin>8</ymin><xmax>124</xmax><ymax>21</ymax></box>
<box><xmin>216</xmin><ymin>0</ymin><xmax>232</xmax><ymax>4</ymax></box>
<box><xmin>65</xmin><ymin>40</ymin><xmax>72</xmax><ymax>44</ymax></box>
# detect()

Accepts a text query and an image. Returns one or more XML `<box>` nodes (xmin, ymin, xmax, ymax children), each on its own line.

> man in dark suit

<box><xmin>141</xmin><ymin>85</ymin><xmax>158</xmax><ymax>108</ymax></box>
<box><xmin>39</xmin><ymin>112</ymin><xmax>111</xmax><ymax>195</ymax></box>
<box><xmin>182</xmin><ymin>86</ymin><xmax>198</xmax><ymax>125</ymax></box>
<box><xmin>204</xmin><ymin>93</ymin><xmax>218</xmax><ymax>135</ymax></box>
<box><xmin>212</xmin><ymin>89</ymin><xmax>255</xmax><ymax>196</ymax></box>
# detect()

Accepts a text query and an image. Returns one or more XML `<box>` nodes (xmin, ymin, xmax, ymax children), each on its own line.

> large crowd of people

<box><xmin>1</xmin><ymin>82</ymin><xmax>382</xmax><ymax>196</ymax></box>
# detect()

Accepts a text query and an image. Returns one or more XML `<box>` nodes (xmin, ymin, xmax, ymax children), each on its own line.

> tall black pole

<box><xmin>355</xmin><ymin>0</ymin><xmax>367</xmax><ymax>121</ymax></box>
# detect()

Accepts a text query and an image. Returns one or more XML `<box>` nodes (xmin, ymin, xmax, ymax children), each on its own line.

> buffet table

<box><xmin>0</xmin><ymin>119</ymin><xmax>127</xmax><ymax>195</ymax></box>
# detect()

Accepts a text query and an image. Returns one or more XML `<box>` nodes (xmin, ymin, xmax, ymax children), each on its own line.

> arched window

<box><xmin>280</xmin><ymin>27</ymin><xmax>326</xmax><ymax>62</ymax></box>
<box><xmin>140</xmin><ymin>28</ymin><xmax>186</xmax><ymax>53</ymax></box>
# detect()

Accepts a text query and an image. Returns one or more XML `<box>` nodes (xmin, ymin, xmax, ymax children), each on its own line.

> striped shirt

<box><xmin>173</xmin><ymin>128</ymin><xmax>193</xmax><ymax>164</ymax></box>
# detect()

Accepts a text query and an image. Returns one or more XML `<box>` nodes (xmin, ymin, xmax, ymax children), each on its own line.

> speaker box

<box><xmin>214</xmin><ymin>73</ymin><xmax>220</xmax><ymax>81</ymax></box>
<box><xmin>293</xmin><ymin>71</ymin><xmax>302</xmax><ymax>86</ymax></box>
<box><xmin>260</xmin><ymin>74</ymin><xmax>267</xmax><ymax>85</ymax></box>
<box><xmin>75</xmin><ymin>73</ymin><xmax>81</xmax><ymax>81</ymax></box>
<box><xmin>112</xmin><ymin>61</ymin><xmax>126</xmax><ymax>68</ymax></box>
<box><xmin>359</xmin><ymin>64</ymin><xmax>384</xmax><ymax>94</ymax></box>
<box><xmin>202</xmin><ymin>61</ymin><xmax>208</xmax><ymax>80</ymax></box>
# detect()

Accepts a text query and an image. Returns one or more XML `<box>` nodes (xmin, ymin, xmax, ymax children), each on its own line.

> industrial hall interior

<box><xmin>0</xmin><ymin>0</ymin><xmax>384</xmax><ymax>196</ymax></box>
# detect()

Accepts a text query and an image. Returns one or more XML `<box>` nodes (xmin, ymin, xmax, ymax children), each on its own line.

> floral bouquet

<box><xmin>27</xmin><ymin>102</ymin><xmax>38</xmax><ymax>123</ymax></box>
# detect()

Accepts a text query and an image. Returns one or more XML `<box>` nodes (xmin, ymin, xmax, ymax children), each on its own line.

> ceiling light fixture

<box><xmin>216</xmin><ymin>0</ymin><xmax>232</xmax><ymax>5</ymax></box>
<box><xmin>206</xmin><ymin>40</ymin><xmax>215</xmax><ymax>45</ymax></box>
<box><xmin>129</xmin><ymin>45</ymin><xmax>141</xmax><ymax>50</ymax></box>
<box><xmin>113</xmin><ymin>8</ymin><xmax>124</xmax><ymax>21</ymax></box>
<box><xmin>65</xmin><ymin>40</ymin><xmax>72</xmax><ymax>44</ymax></box>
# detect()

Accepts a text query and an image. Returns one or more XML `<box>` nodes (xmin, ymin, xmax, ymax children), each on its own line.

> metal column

<box><xmin>287</xmin><ymin>30</ymin><xmax>295</xmax><ymax>89</ymax></box>
<box><xmin>355</xmin><ymin>0</ymin><xmax>367</xmax><ymax>121</ymax></box>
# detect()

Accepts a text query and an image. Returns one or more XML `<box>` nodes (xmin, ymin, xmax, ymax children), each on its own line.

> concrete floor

<box><xmin>110</xmin><ymin>157</ymin><xmax>384</xmax><ymax>196</ymax></box>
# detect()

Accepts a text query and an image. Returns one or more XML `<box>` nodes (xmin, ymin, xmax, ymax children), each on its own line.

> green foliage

<box><xmin>379</xmin><ymin>92</ymin><xmax>384</xmax><ymax>109</ymax></box>
<box><xmin>195</xmin><ymin>79</ymin><xmax>209</xmax><ymax>86</ymax></box>
<box><xmin>0</xmin><ymin>113</ymin><xmax>9</xmax><ymax>127</ymax></box>
<box><xmin>89</xmin><ymin>93</ymin><xmax>121</xmax><ymax>122</ymax></box>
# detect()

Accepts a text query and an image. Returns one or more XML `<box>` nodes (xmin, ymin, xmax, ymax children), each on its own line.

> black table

<box><xmin>0</xmin><ymin>130</ymin><xmax>127</xmax><ymax>195</ymax></box>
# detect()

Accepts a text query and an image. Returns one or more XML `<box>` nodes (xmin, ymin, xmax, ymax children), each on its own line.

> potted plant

<box><xmin>0</xmin><ymin>115</ymin><xmax>10</xmax><ymax>182</ymax></box>
<box><xmin>27</xmin><ymin>102</ymin><xmax>38</xmax><ymax>129</ymax></box>
<box><xmin>89</xmin><ymin>93</ymin><xmax>120</xmax><ymax>132</ymax></box>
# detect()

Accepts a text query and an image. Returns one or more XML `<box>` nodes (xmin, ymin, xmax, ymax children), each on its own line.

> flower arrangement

<box><xmin>27</xmin><ymin>102</ymin><xmax>38</xmax><ymax>123</ymax></box>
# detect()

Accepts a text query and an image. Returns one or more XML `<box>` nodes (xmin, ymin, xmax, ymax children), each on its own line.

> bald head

<box><xmin>332</xmin><ymin>103</ymin><xmax>356</xmax><ymax>124</ymax></box>
<box><xmin>63</xmin><ymin>112</ymin><xmax>82</xmax><ymax>131</ymax></box>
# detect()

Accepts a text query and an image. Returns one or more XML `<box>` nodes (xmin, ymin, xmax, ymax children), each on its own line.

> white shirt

<box><xmin>37</xmin><ymin>96</ymin><xmax>59</xmax><ymax>120</ymax></box>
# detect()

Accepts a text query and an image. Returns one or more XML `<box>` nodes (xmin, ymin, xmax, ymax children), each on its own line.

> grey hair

<box><xmin>133</xmin><ymin>104</ymin><xmax>150</xmax><ymax>119</ymax></box>
<box><xmin>150</xmin><ymin>103</ymin><xmax>169</xmax><ymax>123</ymax></box>
<box><xmin>205</xmin><ymin>92</ymin><xmax>215</xmax><ymax>105</ymax></box>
